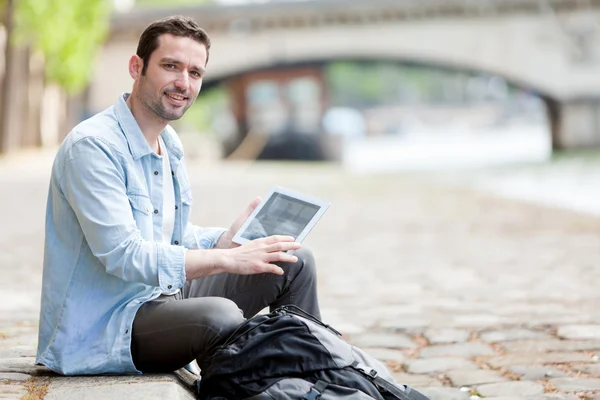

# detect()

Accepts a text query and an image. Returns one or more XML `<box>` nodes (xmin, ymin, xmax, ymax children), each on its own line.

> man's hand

<box><xmin>221</xmin><ymin>235</ymin><xmax>301</xmax><ymax>275</ymax></box>
<box><xmin>216</xmin><ymin>197</ymin><xmax>262</xmax><ymax>249</ymax></box>
<box><xmin>185</xmin><ymin>235</ymin><xmax>301</xmax><ymax>280</ymax></box>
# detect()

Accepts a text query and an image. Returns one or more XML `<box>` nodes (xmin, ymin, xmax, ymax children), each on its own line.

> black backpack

<box><xmin>195</xmin><ymin>305</ymin><xmax>431</xmax><ymax>400</ymax></box>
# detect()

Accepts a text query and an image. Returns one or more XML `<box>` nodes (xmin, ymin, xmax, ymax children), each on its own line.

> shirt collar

<box><xmin>114</xmin><ymin>92</ymin><xmax>183</xmax><ymax>161</ymax></box>
<box><xmin>160</xmin><ymin>125</ymin><xmax>184</xmax><ymax>161</ymax></box>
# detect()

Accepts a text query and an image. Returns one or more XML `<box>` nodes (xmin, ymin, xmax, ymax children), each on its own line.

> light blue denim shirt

<box><xmin>36</xmin><ymin>93</ymin><xmax>226</xmax><ymax>375</ymax></box>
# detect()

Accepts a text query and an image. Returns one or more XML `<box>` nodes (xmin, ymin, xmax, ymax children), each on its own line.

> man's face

<box><xmin>136</xmin><ymin>34</ymin><xmax>207</xmax><ymax>121</ymax></box>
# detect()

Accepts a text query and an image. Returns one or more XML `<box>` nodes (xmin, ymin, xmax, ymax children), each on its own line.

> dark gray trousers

<box><xmin>130</xmin><ymin>248</ymin><xmax>320</xmax><ymax>373</ymax></box>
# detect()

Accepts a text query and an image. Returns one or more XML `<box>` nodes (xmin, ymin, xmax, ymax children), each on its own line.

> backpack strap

<box><xmin>351</xmin><ymin>361</ymin><xmax>427</xmax><ymax>400</ymax></box>
<box><xmin>302</xmin><ymin>380</ymin><xmax>329</xmax><ymax>400</ymax></box>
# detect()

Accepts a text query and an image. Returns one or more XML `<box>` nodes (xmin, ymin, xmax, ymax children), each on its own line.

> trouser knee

<box><xmin>193</xmin><ymin>298</ymin><xmax>245</xmax><ymax>364</ymax></box>
<box><xmin>288</xmin><ymin>247</ymin><xmax>317</xmax><ymax>285</ymax></box>
<box><xmin>201</xmin><ymin>297</ymin><xmax>245</xmax><ymax>338</ymax></box>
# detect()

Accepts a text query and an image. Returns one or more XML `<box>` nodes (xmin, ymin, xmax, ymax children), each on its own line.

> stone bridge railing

<box><xmin>110</xmin><ymin>0</ymin><xmax>600</xmax><ymax>39</ymax></box>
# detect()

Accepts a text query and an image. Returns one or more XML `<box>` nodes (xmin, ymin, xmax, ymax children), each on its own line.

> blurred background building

<box><xmin>3</xmin><ymin>0</ymin><xmax>600</xmax><ymax>170</ymax></box>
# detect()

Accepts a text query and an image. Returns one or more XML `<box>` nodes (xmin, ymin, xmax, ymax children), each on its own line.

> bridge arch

<box><xmin>200</xmin><ymin>55</ymin><xmax>555</xmax><ymax>156</ymax></box>
<box><xmin>92</xmin><ymin>0</ymin><xmax>600</xmax><ymax>150</ymax></box>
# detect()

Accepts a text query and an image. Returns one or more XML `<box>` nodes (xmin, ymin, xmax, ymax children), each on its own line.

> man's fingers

<box><xmin>278</xmin><ymin>254</ymin><xmax>299</xmax><ymax>264</ymax></box>
<box><xmin>262</xmin><ymin>235</ymin><xmax>296</xmax><ymax>244</ymax></box>
<box><xmin>245</xmin><ymin>197</ymin><xmax>261</xmax><ymax>215</ymax></box>
<box><xmin>236</xmin><ymin>197</ymin><xmax>261</xmax><ymax>225</ymax></box>
<box><xmin>265</xmin><ymin>241</ymin><xmax>301</xmax><ymax>253</ymax></box>
<box><xmin>265</xmin><ymin>251</ymin><xmax>298</xmax><ymax>264</ymax></box>
<box><xmin>265</xmin><ymin>265</ymin><xmax>284</xmax><ymax>275</ymax></box>
<box><xmin>229</xmin><ymin>197</ymin><xmax>263</xmax><ymax>236</ymax></box>
<box><xmin>248</xmin><ymin>262</ymin><xmax>284</xmax><ymax>276</ymax></box>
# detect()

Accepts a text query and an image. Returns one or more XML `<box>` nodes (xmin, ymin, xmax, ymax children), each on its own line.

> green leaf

<box><xmin>11</xmin><ymin>0</ymin><xmax>111</xmax><ymax>93</ymax></box>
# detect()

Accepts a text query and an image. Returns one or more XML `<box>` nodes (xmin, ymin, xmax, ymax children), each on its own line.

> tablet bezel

<box><xmin>231</xmin><ymin>186</ymin><xmax>330</xmax><ymax>247</ymax></box>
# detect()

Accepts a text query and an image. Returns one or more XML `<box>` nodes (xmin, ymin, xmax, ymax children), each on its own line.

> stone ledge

<box><xmin>45</xmin><ymin>378</ymin><xmax>195</xmax><ymax>400</ymax></box>
<box><xmin>0</xmin><ymin>357</ymin><xmax>197</xmax><ymax>399</ymax></box>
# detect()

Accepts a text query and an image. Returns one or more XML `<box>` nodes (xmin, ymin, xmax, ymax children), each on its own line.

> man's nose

<box><xmin>174</xmin><ymin>72</ymin><xmax>189</xmax><ymax>90</ymax></box>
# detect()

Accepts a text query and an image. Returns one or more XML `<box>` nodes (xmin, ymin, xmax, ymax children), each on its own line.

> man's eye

<box><xmin>165</xmin><ymin>64</ymin><xmax>176</xmax><ymax>69</ymax></box>
<box><xmin>190</xmin><ymin>71</ymin><xmax>201</xmax><ymax>78</ymax></box>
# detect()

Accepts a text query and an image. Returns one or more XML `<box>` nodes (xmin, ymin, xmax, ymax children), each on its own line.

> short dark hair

<box><xmin>136</xmin><ymin>15</ymin><xmax>211</xmax><ymax>75</ymax></box>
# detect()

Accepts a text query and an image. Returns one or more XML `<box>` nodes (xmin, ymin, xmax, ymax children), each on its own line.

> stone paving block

<box><xmin>330</xmin><ymin>322</ymin><xmax>364</xmax><ymax>336</ymax></box>
<box><xmin>416</xmin><ymin>387</ymin><xmax>470</xmax><ymax>400</ymax></box>
<box><xmin>549</xmin><ymin>377</ymin><xmax>600</xmax><ymax>391</ymax></box>
<box><xmin>452</xmin><ymin>314</ymin><xmax>503</xmax><ymax>328</ymax></box>
<box><xmin>0</xmin><ymin>372</ymin><xmax>30</xmax><ymax>381</ymax></box>
<box><xmin>380</xmin><ymin>318</ymin><xmax>432</xmax><ymax>333</ymax></box>
<box><xmin>529</xmin><ymin>395</ymin><xmax>578</xmax><ymax>400</ymax></box>
<box><xmin>363</xmin><ymin>347</ymin><xmax>407</xmax><ymax>363</ymax></box>
<box><xmin>0</xmin><ymin>357</ymin><xmax>49</xmax><ymax>377</ymax></box>
<box><xmin>423</xmin><ymin>328</ymin><xmax>470</xmax><ymax>344</ymax></box>
<box><xmin>43</xmin><ymin>374</ymin><xmax>196</xmax><ymax>400</ymax></box>
<box><xmin>0</xmin><ymin>382</ymin><xmax>26</xmax><ymax>398</ymax></box>
<box><xmin>45</xmin><ymin>381</ymin><xmax>195</xmax><ymax>400</ymax></box>
<box><xmin>557</xmin><ymin>325</ymin><xmax>600</xmax><ymax>340</ymax></box>
<box><xmin>408</xmin><ymin>357</ymin><xmax>478</xmax><ymax>374</ymax></box>
<box><xmin>475</xmin><ymin>381</ymin><xmax>544</xmax><ymax>397</ymax></box>
<box><xmin>0</xmin><ymin>345</ymin><xmax>36</xmax><ymax>358</ymax></box>
<box><xmin>0</xmin><ymin>334</ymin><xmax>38</xmax><ymax>348</ymax></box>
<box><xmin>350</xmin><ymin>332</ymin><xmax>417</xmax><ymax>349</ymax></box>
<box><xmin>500</xmin><ymin>340</ymin><xmax>600</xmax><ymax>353</ymax></box>
<box><xmin>571</xmin><ymin>364</ymin><xmax>600</xmax><ymax>375</ymax></box>
<box><xmin>0</xmin><ymin>357</ymin><xmax>53</xmax><ymax>376</ymax></box>
<box><xmin>419</xmin><ymin>343</ymin><xmax>495</xmax><ymax>358</ymax></box>
<box><xmin>480</xmin><ymin>329</ymin><xmax>551</xmax><ymax>343</ymax></box>
<box><xmin>392</xmin><ymin>373</ymin><xmax>442</xmax><ymax>387</ymax></box>
<box><xmin>481</xmin><ymin>397</ymin><xmax>523</xmax><ymax>400</ymax></box>
<box><xmin>507</xmin><ymin>365</ymin><xmax>567</xmax><ymax>380</ymax></box>
<box><xmin>485</xmin><ymin>352</ymin><xmax>594</xmax><ymax>368</ymax></box>
<box><xmin>446</xmin><ymin>369</ymin><xmax>507</xmax><ymax>386</ymax></box>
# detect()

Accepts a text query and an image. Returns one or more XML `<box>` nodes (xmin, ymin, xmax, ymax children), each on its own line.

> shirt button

<box><xmin>154</xmin><ymin>209</ymin><xmax>159</xmax><ymax>214</ymax></box>
<box><xmin>125</xmin><ymin>329</ymin><xmax>129</xmax><ymax>334</ymax></box>
<box><xmin>154</xmin><ymin>171</ymin><xmax>159</xmax><ymax>175</ymax></box>
<box><xmin>171</xmin><ymin>171</ymin><xmax>174</xmax><ymax>176</ymax></box>
<box><xmin>174</xmin><ymin>241</ymin><xmax>179</xmax><ymax>245</ymax></box>
<box><xmin>167</xmin><ymin>285</ymin><xmax>172</xmax><ymax>289</ymax></box>
<box><xmin>175</xmin><ymin>205</ymin><xmax>178</xmax><ymax>210</ymax></box>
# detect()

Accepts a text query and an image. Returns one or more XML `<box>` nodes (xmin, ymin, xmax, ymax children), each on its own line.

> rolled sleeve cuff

<box><xmin>156</xmin><ymin>244</ymin><xmax>186</xmax><ymax>291</ymax></box>
<box><xmin>195</xmin><ymin>227</ymin><xmax>228</xmax><ymax>249</ymax></box>
<box><xmin>209</xmin><ymin>228</ymin><xmax>228</xmax><ymax>249</ymax></box>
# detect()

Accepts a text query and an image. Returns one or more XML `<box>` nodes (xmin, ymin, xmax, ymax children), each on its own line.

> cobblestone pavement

<box><xmin>1</xmin><ymin>153</ymin><xmax>600</xmax><ymax>399</ymax></box>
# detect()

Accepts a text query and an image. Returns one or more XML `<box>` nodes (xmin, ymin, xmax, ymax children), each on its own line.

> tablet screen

<box><xmin>240</xmin><ymin>193</ymin><xmax>321</xmax><ymax>240</ymax></box>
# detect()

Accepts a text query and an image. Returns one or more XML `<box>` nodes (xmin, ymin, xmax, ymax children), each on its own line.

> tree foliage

<box><xmin>12</xmin><ymin>0</ymin><xmax>111</xmax><ymax>94</ymax></box>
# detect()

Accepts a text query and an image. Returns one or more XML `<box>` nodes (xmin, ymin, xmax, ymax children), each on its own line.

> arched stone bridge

<box><xmin>91</xmin><ymin>0</ymin><xmax>600</xmax><ymax>149</ymax></box>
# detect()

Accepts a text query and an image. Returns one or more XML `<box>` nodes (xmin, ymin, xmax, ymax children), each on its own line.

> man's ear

<box><xmin>128</xmin><ymin>55</ymin><xmax>143</xmax><ymax>80</ymax></box>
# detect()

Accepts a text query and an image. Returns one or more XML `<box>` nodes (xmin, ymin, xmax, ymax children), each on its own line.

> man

<box><xmin>36</xmin><ymin>15</ymin><xmax>320</xmax><ymax>375</ymax></box>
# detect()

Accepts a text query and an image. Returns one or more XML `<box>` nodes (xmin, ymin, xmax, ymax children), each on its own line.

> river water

<box><xmin>342</xmin><ymin>122</ymin><xmax>600</xmax><ymax>217</ymax></box>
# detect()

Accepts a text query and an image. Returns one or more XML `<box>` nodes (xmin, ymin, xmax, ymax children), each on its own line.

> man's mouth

<box><xmin>165</xmin><ymin>92</ymin><xmax>188</xmax><ymax>103</ymax></box>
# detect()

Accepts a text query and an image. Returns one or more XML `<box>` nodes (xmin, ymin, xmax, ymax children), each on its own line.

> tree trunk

<box><xmin>0</xmin><ymin>0</ymin><xmax>18</xmax><ymax>153</ymax></box>
<box><xmin>24</xmin><ymin>50</ymin><xmax>45</xmax><ymax>148</ymax></box>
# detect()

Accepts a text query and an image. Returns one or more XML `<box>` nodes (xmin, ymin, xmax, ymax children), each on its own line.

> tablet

<box><xmin>232</xmin><ymin>186</ymin><xmax>330</xmax><ymax>247</ymax></box>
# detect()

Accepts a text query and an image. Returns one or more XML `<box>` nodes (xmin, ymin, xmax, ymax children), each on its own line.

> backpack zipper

<box><xmin>278</xmin><ymin>305</ymin><xmax>342</xmax><ymax>336</ymax></box>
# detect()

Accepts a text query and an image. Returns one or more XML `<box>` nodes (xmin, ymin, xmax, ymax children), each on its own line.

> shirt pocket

<box><xmin>128</xmin><ymin>193</ymin><xmax>153</xmax><ymax>237</ymax></box>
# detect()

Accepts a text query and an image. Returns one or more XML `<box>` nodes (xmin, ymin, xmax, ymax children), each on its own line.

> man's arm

<box><xmin>61</xmin><ymin>137</ymin><xmax>186</xmax><ymax>291</ymax></box>
<box><xmin>61</xmin><ymin>137</ymin><xmax>299</xmax><ymax>287</ymax></box>
<box><xmin>184</xmin><ymin>235</ymin><xmax>300</xmax><ymax>280</ymax></box>
<box><xmin>183</xmin><ymin>197</ymin><xmax>301</xmax><ymax>279</ymax></box>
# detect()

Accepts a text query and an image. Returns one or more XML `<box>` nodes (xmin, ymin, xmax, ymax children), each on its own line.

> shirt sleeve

<box><xmin>183</xmin><ymin>222</ymin><xmax>227</xmax><ymax>250</ymax></box>
<box><xmin>60</xmin><ymin>136</ymin><xmax>186</xmax><ymax>291</ymax></box>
